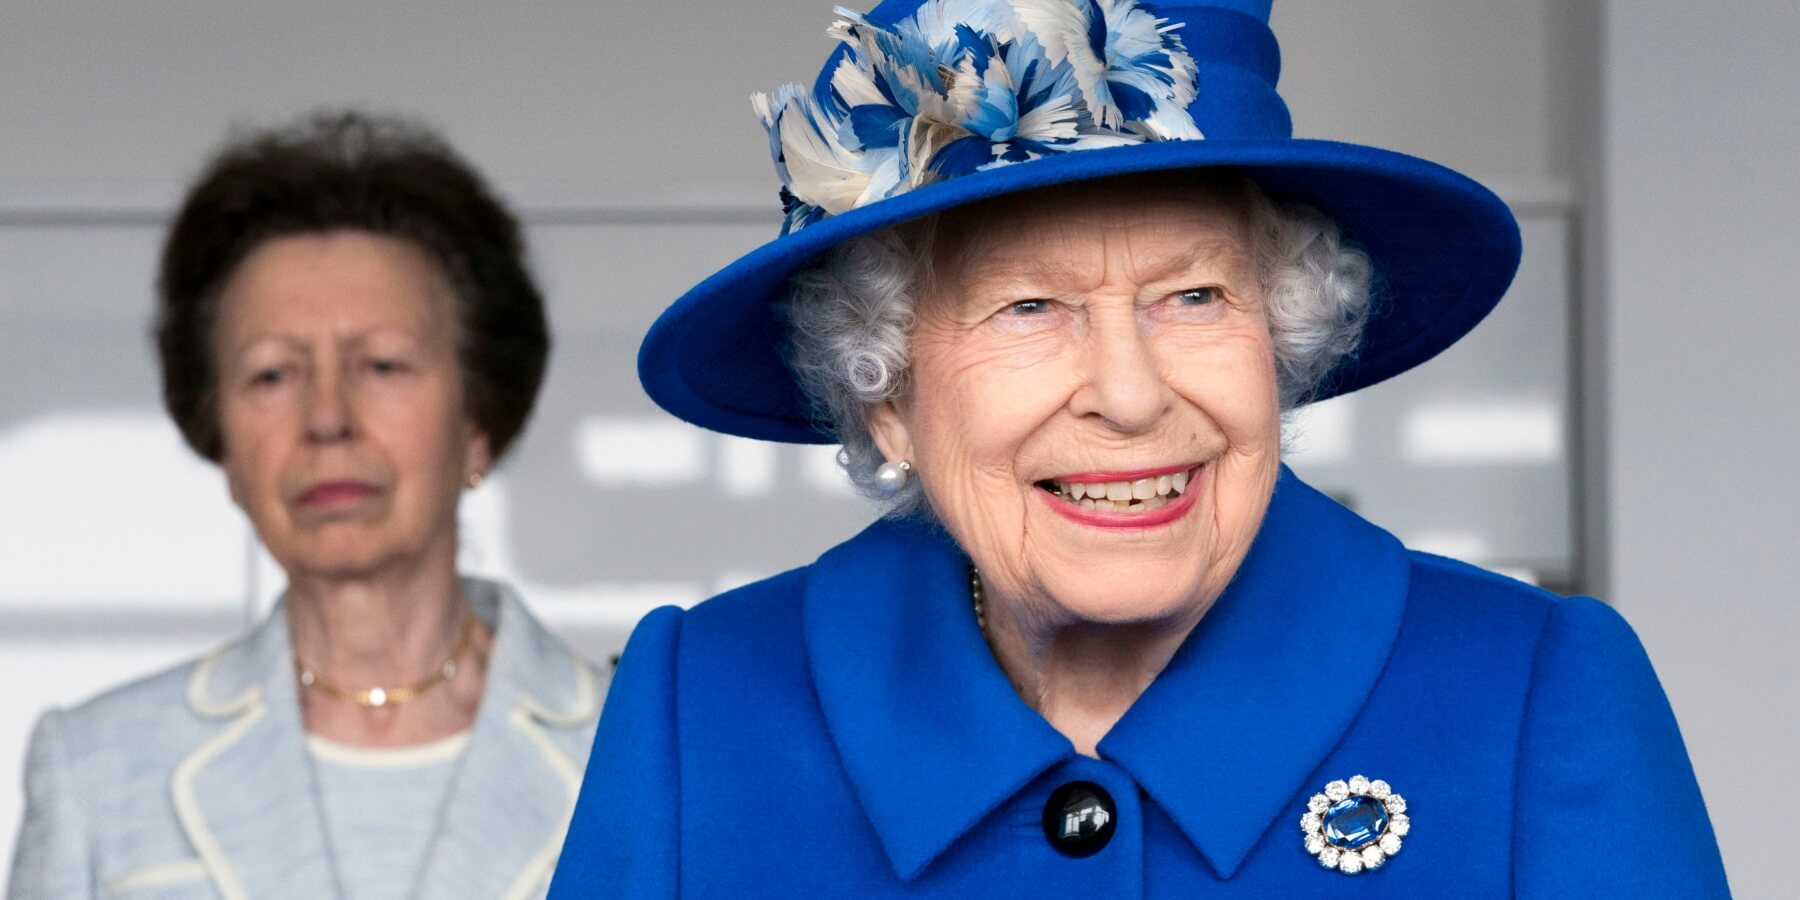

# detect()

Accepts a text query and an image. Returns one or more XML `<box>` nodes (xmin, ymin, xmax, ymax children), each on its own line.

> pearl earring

<box><xmin>874</xmin><ymin>459</ymin><xmax>912</xmax><ymax>493</ymax></box>
<box><xmin>467</xmin><ymin>471</ymin><xmax>485</xmax><ymax>489</ymax></box>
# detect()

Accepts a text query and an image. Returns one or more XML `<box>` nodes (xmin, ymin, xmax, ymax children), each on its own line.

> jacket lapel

<box><xmin>415</xmin><ymin>580</ymin><xmax>603</xmax><ymax>900</ymax></box>
<box><xmin>805</xmin><ymin>468</ymin><xmax>1409</xmax><ymax>883</ymax></box>
<box><xmin>172</xmin><ymin>606</ymin><xmax>341</xmax><ymax>900</ymax></box>
<box><xmin>1097</xmin><ymin>468</ymin><xmax>1410</xmax><ymax>878</ymax></box>
<box><xmin>804</xmin><ymin>518</ymin><xmax>1077</xmax><ymax>880</ymax></box>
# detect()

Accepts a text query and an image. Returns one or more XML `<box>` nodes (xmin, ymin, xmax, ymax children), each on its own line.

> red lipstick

<box><xmin>1038</xmin><ymin>465</ymin><xmax>1204</xmax><ymax>530</ymax></box>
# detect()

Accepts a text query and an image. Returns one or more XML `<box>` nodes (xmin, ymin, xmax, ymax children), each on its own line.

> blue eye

<box><xmin>1176</xmin><ymin>287</ymin><xmax>1220</xmax><ymax>306</ymax></box>
<box><xmin>1007</xmin><ymin>299</ymin><xmax>1051</xmax><ymax>315</ymax></box>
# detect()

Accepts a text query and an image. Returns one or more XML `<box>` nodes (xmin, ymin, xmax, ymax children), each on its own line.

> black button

<box><xmin>1042</xmin><ymin>781</ymin><xmax>1117</xmax><ymax>857</ymax></box>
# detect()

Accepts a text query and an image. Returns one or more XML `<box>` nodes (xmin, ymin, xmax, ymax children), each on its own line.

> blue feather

<box><xmin>1085</xmin><ymin>0</ymin><xmax>1108</xmax><ymax>59</ymax></box>
<box><xmin>931</xmin><ymin>135</ymin><xmax>998</xmax><ymax>177</ymax></box>
<box><xmin>1109</xmin><ymin>80</ymin><xmax>1156</xmax><ymax>121</ymax></box>
<box><xmin>849</xmin><ymin>104</ymin><xmax>909</xmax><ymax>148</ymax></box>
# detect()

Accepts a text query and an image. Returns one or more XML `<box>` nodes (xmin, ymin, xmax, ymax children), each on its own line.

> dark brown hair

<box><xmin>156</xmin><ymin>109</ymin><xmax>550</xmax><ymax>462</ymax></box>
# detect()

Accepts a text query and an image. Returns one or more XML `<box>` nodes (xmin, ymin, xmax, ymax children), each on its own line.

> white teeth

<box><xmin>1050</xmin><ymin>469</ymin><xmax>1196</xmax><ymax>510</ymax></box>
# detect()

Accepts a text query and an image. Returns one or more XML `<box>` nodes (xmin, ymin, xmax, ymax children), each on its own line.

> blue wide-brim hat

<box><xmin>639</xmin><ymin>0</ymin><xmax>1521</xmax><ymax>443</ymax></box>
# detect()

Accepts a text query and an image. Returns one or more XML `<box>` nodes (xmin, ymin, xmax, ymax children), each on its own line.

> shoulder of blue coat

<box><xmin>1530</xmin><ymin>591</ymin><xmax>1659</xmax><ymax>681</ymax></box>
<box><xmin>667</xmin><ymin>566</ymin><xmax>816</xmax><ymax>689</ymax></box>
<box><xmin>1402</xmin><ymin>551</ymin><xmax>1655</xmax><ymax>676</ymax></box>
<box><xmin>1406</xmin><ymin>550</ymin><xmax>1563</xmax><ymax>609</ymax></box>
<box><xmin>679</xmin><ymin>565</ymin><xmax>811</xmax><ymax>637</ymax></box>
<box><xmin>1396</xmin><ymin>550</ymin><xmax>1578</xmax><ymax>662</ymax></box>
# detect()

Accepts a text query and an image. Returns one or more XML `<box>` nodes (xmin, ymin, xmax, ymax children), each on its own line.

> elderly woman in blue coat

<box><xmin>552</xmin><ymin>0</ymin><xmax>1729</xmax><ymax>896</ymax></box>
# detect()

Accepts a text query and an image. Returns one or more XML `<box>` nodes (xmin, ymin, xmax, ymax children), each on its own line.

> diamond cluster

<box><xmin>1299</xmin><ymin>775</ymin><xmax>1409</xmax><ymax>875</ymax></box>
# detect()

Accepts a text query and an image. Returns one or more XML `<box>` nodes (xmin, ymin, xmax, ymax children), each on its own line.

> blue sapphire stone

<box><xmin>1322</xmin><ymin>796</ymin><xmax>1389</xmax><ymax>850</ymax></box>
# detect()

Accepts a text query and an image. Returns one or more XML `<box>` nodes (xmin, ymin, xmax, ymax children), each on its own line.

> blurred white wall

<box><xmin>0</xmin><ymin>2</ymin><xmax>1583</xmax><ymax>190</ymax></box>
<box><xmin>2</xmin><ymin>1</ymin><xmax>1787</xmax><ymax>895</ymax></box>
<box><xmin>1601</xmin><ymin>3</ymin><xmax>1800</xmax><ymax>896</ymax></box>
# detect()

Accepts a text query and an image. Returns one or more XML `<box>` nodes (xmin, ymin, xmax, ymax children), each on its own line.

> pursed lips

<box><xmin>296</xmin><ymin>480</ymin><xmax>383</xmax><ymax>507</ymax></box>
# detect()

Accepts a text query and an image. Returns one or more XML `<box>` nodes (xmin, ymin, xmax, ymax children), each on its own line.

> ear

<box><xmin>865</xmin><ymin>399</ymin><xmax>913</xmax><ymax>464</ymax></box>
<box><xmin>463</xmin><ymin>425</ymin><xmax>494</xmax><ymax>484</ymax></box>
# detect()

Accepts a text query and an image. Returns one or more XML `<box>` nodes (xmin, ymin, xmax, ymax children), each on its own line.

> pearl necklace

<box><xmin>969</xmin><ymin>563</ymin><xmax>986</xmax><ymax>632</ymax></box>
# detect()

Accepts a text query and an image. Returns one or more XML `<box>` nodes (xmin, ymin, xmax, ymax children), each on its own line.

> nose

<box><xmin>1069</xmin><ymin>307</ymin><xmax>1169</xmax><ymax>432</ymax></box>
<box><xmin>303</xmin><ymin>366</ymin><xmax>354</xmax><ymax>443</ymax></box>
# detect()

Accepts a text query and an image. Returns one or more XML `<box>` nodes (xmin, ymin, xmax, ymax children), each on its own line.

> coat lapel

<box><xmin>172</xmin><ymin>607</ymin><xmax>341</xmax><ymax>900</ymax></box>
<box><xmin>1097</xmin><ymin>468</ymin><xmax>1410</xmax><ymax>878</ymax></box>
<box><xmin>805</xmin><ymin>468</ymin><xmax>1410</xmax><ymax>883</ymax></box>
<box><xmin>415</xmin><ymin>580</ymin><xmax>603</xmax><ymax>900</ymax></box>
<box><xmin>804</xmin><ymin>517</ymin><xmax>1077</xmax><ymax>880</ymax></box>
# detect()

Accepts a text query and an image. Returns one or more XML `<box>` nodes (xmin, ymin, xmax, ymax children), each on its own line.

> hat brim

<box><xmin>638</xmin><ymin>138</ymin><xmax>1522</xmax><ymax>443</ymax></box>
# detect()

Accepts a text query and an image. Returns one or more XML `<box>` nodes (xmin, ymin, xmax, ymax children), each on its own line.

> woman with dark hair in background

<box><xmin>8</xmin><ymin>111</ymin><xmax>603</xmax><ymax>899</ymax></box>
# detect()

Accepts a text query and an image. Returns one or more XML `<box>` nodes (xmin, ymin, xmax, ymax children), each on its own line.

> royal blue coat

<box><xmin>550</xmin><ymin>470</ymin><xmax>1729</xmax><ymax>897</ymax></box>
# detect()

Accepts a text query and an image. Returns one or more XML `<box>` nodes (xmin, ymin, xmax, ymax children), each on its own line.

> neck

<box><xmin>980</xmin><ymin>584</ymin><xmax>1207</xmax><ymax>758</ymax></box>
<box><xmin>288</xmin><ymin>556</ymin><xmax>467</xmax><ymax>686</ymax></box>
<box><xmin>285</xmin><ymin>541</ymin><xmax>490</xmax><ymax>746</ymax></box>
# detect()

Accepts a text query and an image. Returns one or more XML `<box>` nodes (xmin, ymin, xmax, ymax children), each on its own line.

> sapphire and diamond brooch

<box><xmin>1299</xmin><ymin>775</ymin><xmax>1409</xmax><ymax>875</ymax></box>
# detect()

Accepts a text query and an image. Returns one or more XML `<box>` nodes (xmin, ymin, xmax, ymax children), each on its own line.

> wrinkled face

<box><xmin>869</xmin><ymin>180</ymin><xmax>1282</xmax><ymax>626</ymax></box>
<box><xmin>215</xmin><ymin>232</ymin><xmax>489</xmax><ymax>581</ymax></box>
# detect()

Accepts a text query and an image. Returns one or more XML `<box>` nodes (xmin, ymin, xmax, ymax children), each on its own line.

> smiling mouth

<box><xmin>1036</xmin><ymin>467</ymin><xmax>1197</xmax><ymax>513</ymax></box>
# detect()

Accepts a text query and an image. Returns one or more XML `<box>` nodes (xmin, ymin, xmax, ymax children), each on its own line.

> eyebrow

<box><xmin>228</xmin><ymin>327</ymin><xmax>423</xmax><ymax>359</ymax></box>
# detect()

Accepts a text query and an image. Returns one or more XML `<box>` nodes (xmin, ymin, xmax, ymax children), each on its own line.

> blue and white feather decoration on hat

<box><xmin>755</xmin><ymin>0</ymin><xmax>1202</xmax><ymax>233</ymax></box>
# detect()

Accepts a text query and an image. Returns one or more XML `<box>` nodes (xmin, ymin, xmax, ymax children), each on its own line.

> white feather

<box><xmin>1009</xmin><ymin>0</ymin><xmax>1112</xmax><ymax>124</ymax></box>
<box><xmin>769</xmin><ymin>93</ymin><xmax>873</xmax><ymax>215</ymax></box>
<box><xmin>830</xmin><ymin>54</ymin><xmax>890</xmax><ymax>115</ymax></box>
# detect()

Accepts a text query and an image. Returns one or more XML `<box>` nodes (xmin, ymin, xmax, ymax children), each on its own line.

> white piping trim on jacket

<box><xmin>519</xmin><ymin>657</ymin><xmax>601</xmax><ymax>727</ymax></box>
<box><xmin>104</xmin><ymin>859</ymin><xmax>209</xmax><ymax>895</ymax></box>
<box><xmin>169</xmin><ymin>697</ymin><xmax>264</xmax><ymax>900</ymax></box>
<box><xmin>184</xmin><ymin>646</ymin><xmax>258</xmax><ymax>718</ymax></box>
<box><xmin>501</xmin><ymin>706</ymin><xmax>586</xmax><ymax>900</ymax></box>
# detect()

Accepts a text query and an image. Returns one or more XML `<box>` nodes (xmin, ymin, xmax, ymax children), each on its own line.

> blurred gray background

<box><xmin>1</xmin><ymin>1</ymin><xmax>1793</xmax><ymax>895</ymax></box>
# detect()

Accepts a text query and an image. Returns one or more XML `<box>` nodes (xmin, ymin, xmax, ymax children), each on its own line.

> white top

<box><xmin>308</xmin><ymin>730</ymin><xmax>471</xmax><ymax>900</ymax></box>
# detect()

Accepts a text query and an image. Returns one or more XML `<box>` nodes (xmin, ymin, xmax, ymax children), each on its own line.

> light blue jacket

<box><xmin>8</xmin><ymin>578</ymin><xmax>604</xmax><ymax>900</ymax></box>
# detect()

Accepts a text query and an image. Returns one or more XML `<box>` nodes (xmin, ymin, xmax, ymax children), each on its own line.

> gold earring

<box><xmin>467</xmin><ymin>471</ymin><xmax>485</xmax><ymax>488</ymax></box>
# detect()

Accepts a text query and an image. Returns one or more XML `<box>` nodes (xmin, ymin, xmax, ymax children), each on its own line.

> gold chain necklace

<box><xmin>295</xmin><ymin>613</ymin><xmax>477</xmax><ymax>709</ymax></box>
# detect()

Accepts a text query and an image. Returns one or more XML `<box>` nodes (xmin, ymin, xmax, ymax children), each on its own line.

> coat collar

<box><xmin>174</xmin><ymin>598</ymin><xmax>336</xmax><ymax>900</ymax></box>
<box><xmin>416</xmin><ymin>579</ymin><xmax>602</xmax><ymax>899</ymax></box>
<box><xmin>803</xmin><ymin>467</ymin><xmax>1409</xmax><ymax>881</ymax></box>
<box><xmin>177</xmin><ymin>577</ymin><xmax>601</xmax><ymax>900</ymax></box>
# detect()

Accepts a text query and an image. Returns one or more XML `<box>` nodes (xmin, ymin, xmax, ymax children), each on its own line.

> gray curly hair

<box><xmin>781</xmin><ymin>173</ymin><xmax>1373</xmax><ymax>517</ymax></box>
